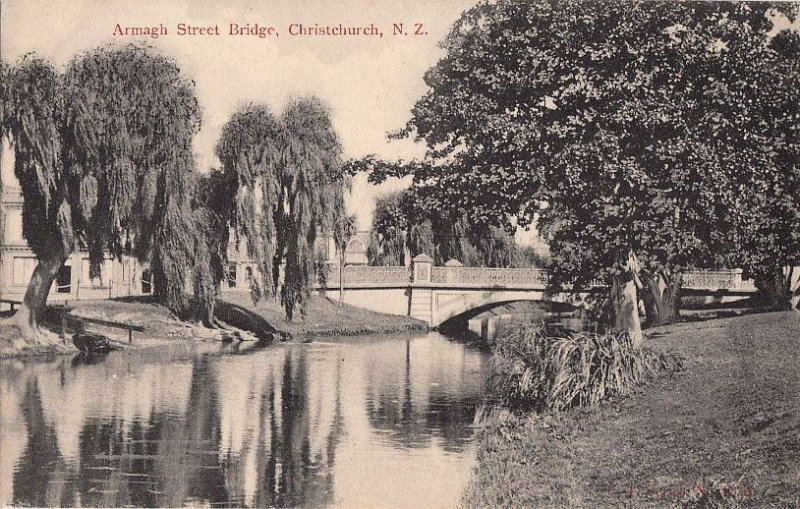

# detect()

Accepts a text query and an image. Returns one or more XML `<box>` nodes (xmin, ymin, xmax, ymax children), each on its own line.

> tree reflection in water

<box><xmin>1</xmin><ymin>333</ymin><xmax>488</xmax><ymax>508</ymax></box>
<box><xmin>13</xmin><ymin>378</ymin><xmax>75</xmax><ymax>507</ymax></box>
<box><xmin>364</xmin><ymin>338</ymin><xmax>487</xmax><ymax>452</ymax></box>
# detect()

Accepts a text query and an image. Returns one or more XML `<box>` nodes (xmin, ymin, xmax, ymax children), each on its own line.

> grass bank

<box><xmin>218</xmin><ymin>292</ymin><xmax>427</xmax><ymax>337</ymax></box>
<box><xmin>1</xmin><ymin>293</ymin><xmax>425</xmax><ymax>358</ymax></box>
<box><xmin>464</xmin><ymin>311</ymin><xmax>800</xmax><ymax>508</ymax></box>
<box><xmin>1</xmin><ymin>299</ymin><xmax>196</xmax><ymax>358</ymax></box>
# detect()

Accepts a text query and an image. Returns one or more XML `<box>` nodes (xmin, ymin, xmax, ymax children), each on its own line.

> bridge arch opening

<box><xmin>437</xmin><ymin>300</ymin><xmax>580</xmax><ymax>338</ymax></box>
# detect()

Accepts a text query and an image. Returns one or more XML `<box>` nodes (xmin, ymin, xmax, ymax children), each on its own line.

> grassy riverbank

<box><xmin>1</xmin><ymin>293</ymin><xmax>426</xmax><ymax>358</ymax></box>
<box><xmin>463</xmin><ymin>311</ymin><xmax>800</xmax><ymax>508</ymax></box>
<box><xmin>70</xmin><ymin>294</ymin><xmax>427</xmax><ymax>339</ymax></box>
<box><xmin>217</xmin><ymin>292</ymin><xmax>427</xmax><ymax>337</ymax></box>
<box><xmin>0</xmin><ymin>299</ymin><xmax>195</xmax><ymax>358</ymax></box>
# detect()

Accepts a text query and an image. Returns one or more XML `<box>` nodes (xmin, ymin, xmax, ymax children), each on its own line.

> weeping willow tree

<box><xmin>367</xmin><ymin>188</ymin><xmax>520</xmax><ymax>267</ymax></box>
<box><xmin>214</xmin><ymin>98</ymin><xmax>345</xmax><ymax>321</ymax></box>
<box><xmin>278</xmin><ymin>98</ymin><xmax>344</xmax><ymax>320</ymax></box>
<box><xmin>1</xmin><ymin>45</ymin><xmax>201</xmax><ymax>342</ymax></box>
<box><xmin>2</xmin><ymin>57</ymin><xmax>71</xmax><ymax>342</ymax></box>
<box><xmin>214</xmin><ymin>104</ymin><xmax>281</xmax><ymax>321</ymax></box>
<box><xmin>189</xmin><ymin>171</ymin><xmax>228</xmax><ymax>325</ymax></box>
<box><xmin>0</xmin><ymin>60</ymin><xmax>10</xmax><ymax>260</ymax></box>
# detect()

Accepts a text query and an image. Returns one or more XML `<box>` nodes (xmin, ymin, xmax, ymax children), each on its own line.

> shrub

<box><xmin>679</xmin><ymin>477</ymin><xmax>751</xmax><ymax>509</ymax></box>
<box><xmin>490</xmin><ymin>322</ymin><xmax>682</xmax><ymax>413</ymax></box>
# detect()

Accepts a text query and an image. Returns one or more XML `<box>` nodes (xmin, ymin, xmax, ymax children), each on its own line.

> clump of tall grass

<box><xmin>679</xmin><ymin>477</ymin><xmax>751</xmax><ymax>509</ymax></box>
<box><xmin>489</xmin><ymin>323</ymin><xmax>682</xmax><ymax>413</ymax></box>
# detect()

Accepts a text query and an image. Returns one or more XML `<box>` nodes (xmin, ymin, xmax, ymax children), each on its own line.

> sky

<box><xmin>0</xmin><ymin>0</ymin><xmax>480</xmax><ymax>231</ymax></box>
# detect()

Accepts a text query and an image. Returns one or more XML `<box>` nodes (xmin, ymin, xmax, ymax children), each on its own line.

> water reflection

<box><xmin>0</xmin><ymin>333</ymin><xmax>488</xmax><ymax>508</ymax></box>
<box><xmin>364</xmin><ymin>339</ymin><xmax>486</xmax><ymax>452</ymax></box>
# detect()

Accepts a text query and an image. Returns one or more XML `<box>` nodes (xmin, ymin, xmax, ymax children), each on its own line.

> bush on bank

<box><xmin>489</xmin><ymin>323</ymin><xmax>682</xmax><ymax>413</ymax></box>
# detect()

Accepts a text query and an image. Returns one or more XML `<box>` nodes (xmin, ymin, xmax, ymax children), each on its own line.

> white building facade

<box><xmin>0</xmin><ymin>141</ymin><xmax>156</xmax><ymax>307</ymax></box>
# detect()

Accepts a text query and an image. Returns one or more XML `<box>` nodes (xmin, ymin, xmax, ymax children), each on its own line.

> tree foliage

<box><xmin>367</xmin><ymin>187</ymin><xmax>522</xmax><ymax>267</ymax></box>
<box><xmin>368</xmin><ymin>0</ymin><xmax>800</xmax><ymax>335</ymax></box>
<box><xmin>730</xmin><ymin>26</ymin><xmax>800</xmax><ymax>309</ymax></box>
<box><xmin>215</xmin><ymin>98</ymin><xmax>346</xmax><ymax>320</ymax></box>
<box><xmin>188</xmin><ymin>172</ymin><xmax>229</xmax><ymax>324</ymax></box>
<box><xmin>0</xmin><ymin>60</ymin><xmax>9</xmax><ymax>248</ymax></box>
<box><xmin>214</xmin><ymin>104</ymin><xmax>281</xmax><ymax>304</ymax></box>
<box><xmin>368</xmin><ymin>191</ymin><xmax>409</xmax><ymax>265</ymax></box>
<box><xmin>2</xmin><ymin>45</ymin><xmax>201</xmax><ymax>337</ymax></box>
<box><xmin>280</xmin><ymin>98</ymin><xmax>345</xmax><ymax>319</ymax></box>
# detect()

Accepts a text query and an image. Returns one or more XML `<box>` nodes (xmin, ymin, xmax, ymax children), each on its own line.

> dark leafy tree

<box><xmin>366</xmin><ymin>1</ymin><xmax>800</xmax><ymax>344</ymax></box>
<box><xmin>0</xmin><ymin>60</ymin><xmax>10</xmax><ymax>257</ymax></box>
<box><xmin>1</xmin><ymin>45</ymin><xmax>201</xmax><ymax>342</ymax></box>
<box><xmin>368</xmin><ymin>191</ymin><xmax>409</xmax><ymax>266</ymax></box>
<box><xmin>514</xmin><ymin>244</ymin><xmax>551</xmax><ymax>269</ymax></box>
<box><xmin>407</xmin><ymin>220</ymin><xmax>435</xmax><ymax>263</ymax></box>
<box><xmin>470</xmin><ymin>225</ymin><xmax>520</xmax><ymax>268</ymax></box>
<box><xmin>730</xmin><ymin>28</ymin><xmax>800</xmax><ymax>310</ymax></box>
<box><xmin>366</xmin><ymin>187</ymin><xmax>522</xmax><ymax>268</ymax></box>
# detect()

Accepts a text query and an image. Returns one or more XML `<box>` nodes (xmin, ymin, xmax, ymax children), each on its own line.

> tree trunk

<box><xmin>13</xmin><ymin>252</ymin><xmax>69</xmax><ymax>342</ymax></box>
<box><xmin>610</xmin><ymin>250</ymin><xmax>643</xmax><ymax>348</ymax></box>
<box><xmin>786</xmin><ymin>266</ymin><xmax>799</xmax><ymax>311</ymax></box>
<box><xmin>202</xmin><ymin>298</ymin><xmax>216</xmax><ymax>329</ymax></box>
<box><xmin>338</xmin><ymin>256</ymin><xmax>345</xmax><ymax>306</ymax></box>
<box><xmin>643</xmin><ymin>272</ymin><xmax>681</xmax><ymax>327</ymax></box>
<box><xmin>757</xmin><ymin>266</ymin><xmax>799</xmax><ymax>311</ymax></box>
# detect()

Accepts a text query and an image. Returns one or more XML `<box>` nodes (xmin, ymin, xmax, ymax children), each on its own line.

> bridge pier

<box><xmin>409</xmin><ymin>254</ymin><xmax>434</xmax><ymax>324</ymax></box>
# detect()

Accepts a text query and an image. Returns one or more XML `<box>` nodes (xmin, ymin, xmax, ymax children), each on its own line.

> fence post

<box><xmin>412</xmin><ymin>254</ymin><xmax>433</xmax><ymax>284</ymax></box>
<box><xmin>444</xmin><ymin>259</ymin><xmax>462</xmax><ymax>284</ymax></box>
<box><xmin>61</xmin><ymin>300</ymin><xmax>68</xmax><ymax>340</ymax></box>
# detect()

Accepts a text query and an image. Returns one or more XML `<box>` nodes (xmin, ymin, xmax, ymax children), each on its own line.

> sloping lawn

<box><xmin>218</xmin><ymin>292</ymin><xmax>426</xmax><ymax>337</ymax></box>
<box><xmin>464</xmin><ymin>311</ymin><xmax>800</xmax><ymax>508</ymax></box>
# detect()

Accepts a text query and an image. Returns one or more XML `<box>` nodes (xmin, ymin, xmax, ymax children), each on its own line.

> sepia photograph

<box><xmin>1</xmin><ymin>0</ymin><xmax>799</xmax><ymax>507</ymax></box>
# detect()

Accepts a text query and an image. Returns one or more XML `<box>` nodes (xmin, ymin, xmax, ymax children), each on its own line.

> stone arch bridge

<box><xmin>318</xmin><ymin>255</ymin><xmax>757</xmax><ymax>328</ymax></box>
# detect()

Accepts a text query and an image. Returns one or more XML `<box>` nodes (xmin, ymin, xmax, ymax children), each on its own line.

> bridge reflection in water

<box><xmin>0</xmin><ymin>333</ymin><xmax>489</xmax><ymax>508</ymax></box>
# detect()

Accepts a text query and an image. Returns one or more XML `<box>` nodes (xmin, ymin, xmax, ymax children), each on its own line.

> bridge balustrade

<box><xmin>429</xmin><ymin>266</ymin><xmax>549</xmax><ymax>287</ymax></box>
<box><xmin>323</xmin><ymin>265</ymin><xmax>412</xmax><ymax>288</ymax></box>
<box><xmin>681</xmin><ymin>269</ymin><xmax>753</xmax><ymax>291</ymax></box>
<box><xmin>320</xmin><ymin>262</ymin><xmax>754</xmax><ymax>292</ymax></box>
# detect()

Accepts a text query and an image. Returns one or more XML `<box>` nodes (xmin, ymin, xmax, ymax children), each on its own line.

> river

<box><xmin>0</xmin><ymin>332</ymin><xmax>490</xmax><ymax>508</ymax></box>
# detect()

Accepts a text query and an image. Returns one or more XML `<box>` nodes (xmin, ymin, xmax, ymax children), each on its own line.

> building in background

<box><xmin>343</xmin><ymin>231</ymin><xmax>370</xmax><ymax>266</ymax></box>
<box><xmin>0</xmin><ymin>142</ymin><xmax>154</xmax><ymax>308</ymax></box>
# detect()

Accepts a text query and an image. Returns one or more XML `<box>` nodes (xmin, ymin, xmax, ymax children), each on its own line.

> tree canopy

<box><xmin>367</xmin><ymin>188</ymin><xmax>525</xmax><ymax>268</ymax></box>
<box><xmin>2</xmin><ymin>45</ymin><xmax>201</xmax><ymax>339</ymax></box>
<box><xmin>214</xmin><ymin>98</ymin><xmax>347</xmax><ymax>320</ymax></box>
<box><xmin>363</xmin><ymin>0</ymin><xmax>800</xmax><ymax>338</ymax></box>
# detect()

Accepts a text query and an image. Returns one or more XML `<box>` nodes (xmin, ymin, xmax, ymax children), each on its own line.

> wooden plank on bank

<box><xmin>0</xmin><ymin>298</ymin><xmax>22</xmax><ymax>311</ymax></box>
<box><xmin>74</xmin><ymin>316</ymin><xmax>145</xmax><ymax>333</ymax></box>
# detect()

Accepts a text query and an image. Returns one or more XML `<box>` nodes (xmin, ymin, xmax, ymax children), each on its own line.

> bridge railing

<box><xmin>681</xmin><ymin>269</ymin><xmax>756</xmax><ymax>292</ymax></box>
<box><xmin>322</xmin><ymin>265</ymin><xmax>412</xmax><ymax>288</ymax></box>
<box><xmin>430</xmin><ymin>266</ymin><xmax>550</xmax><ymax>287</ymax></box>
<box><xmin>319</xmin><ymin>262</ymin><xmax>756</xmax><ymax>292</ymax></box>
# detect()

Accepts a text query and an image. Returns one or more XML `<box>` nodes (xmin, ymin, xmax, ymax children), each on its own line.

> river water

<box><xmin>0</xmin><ymin>332</ymin><xmax>490</xmax><ymax>508</ymax></box>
